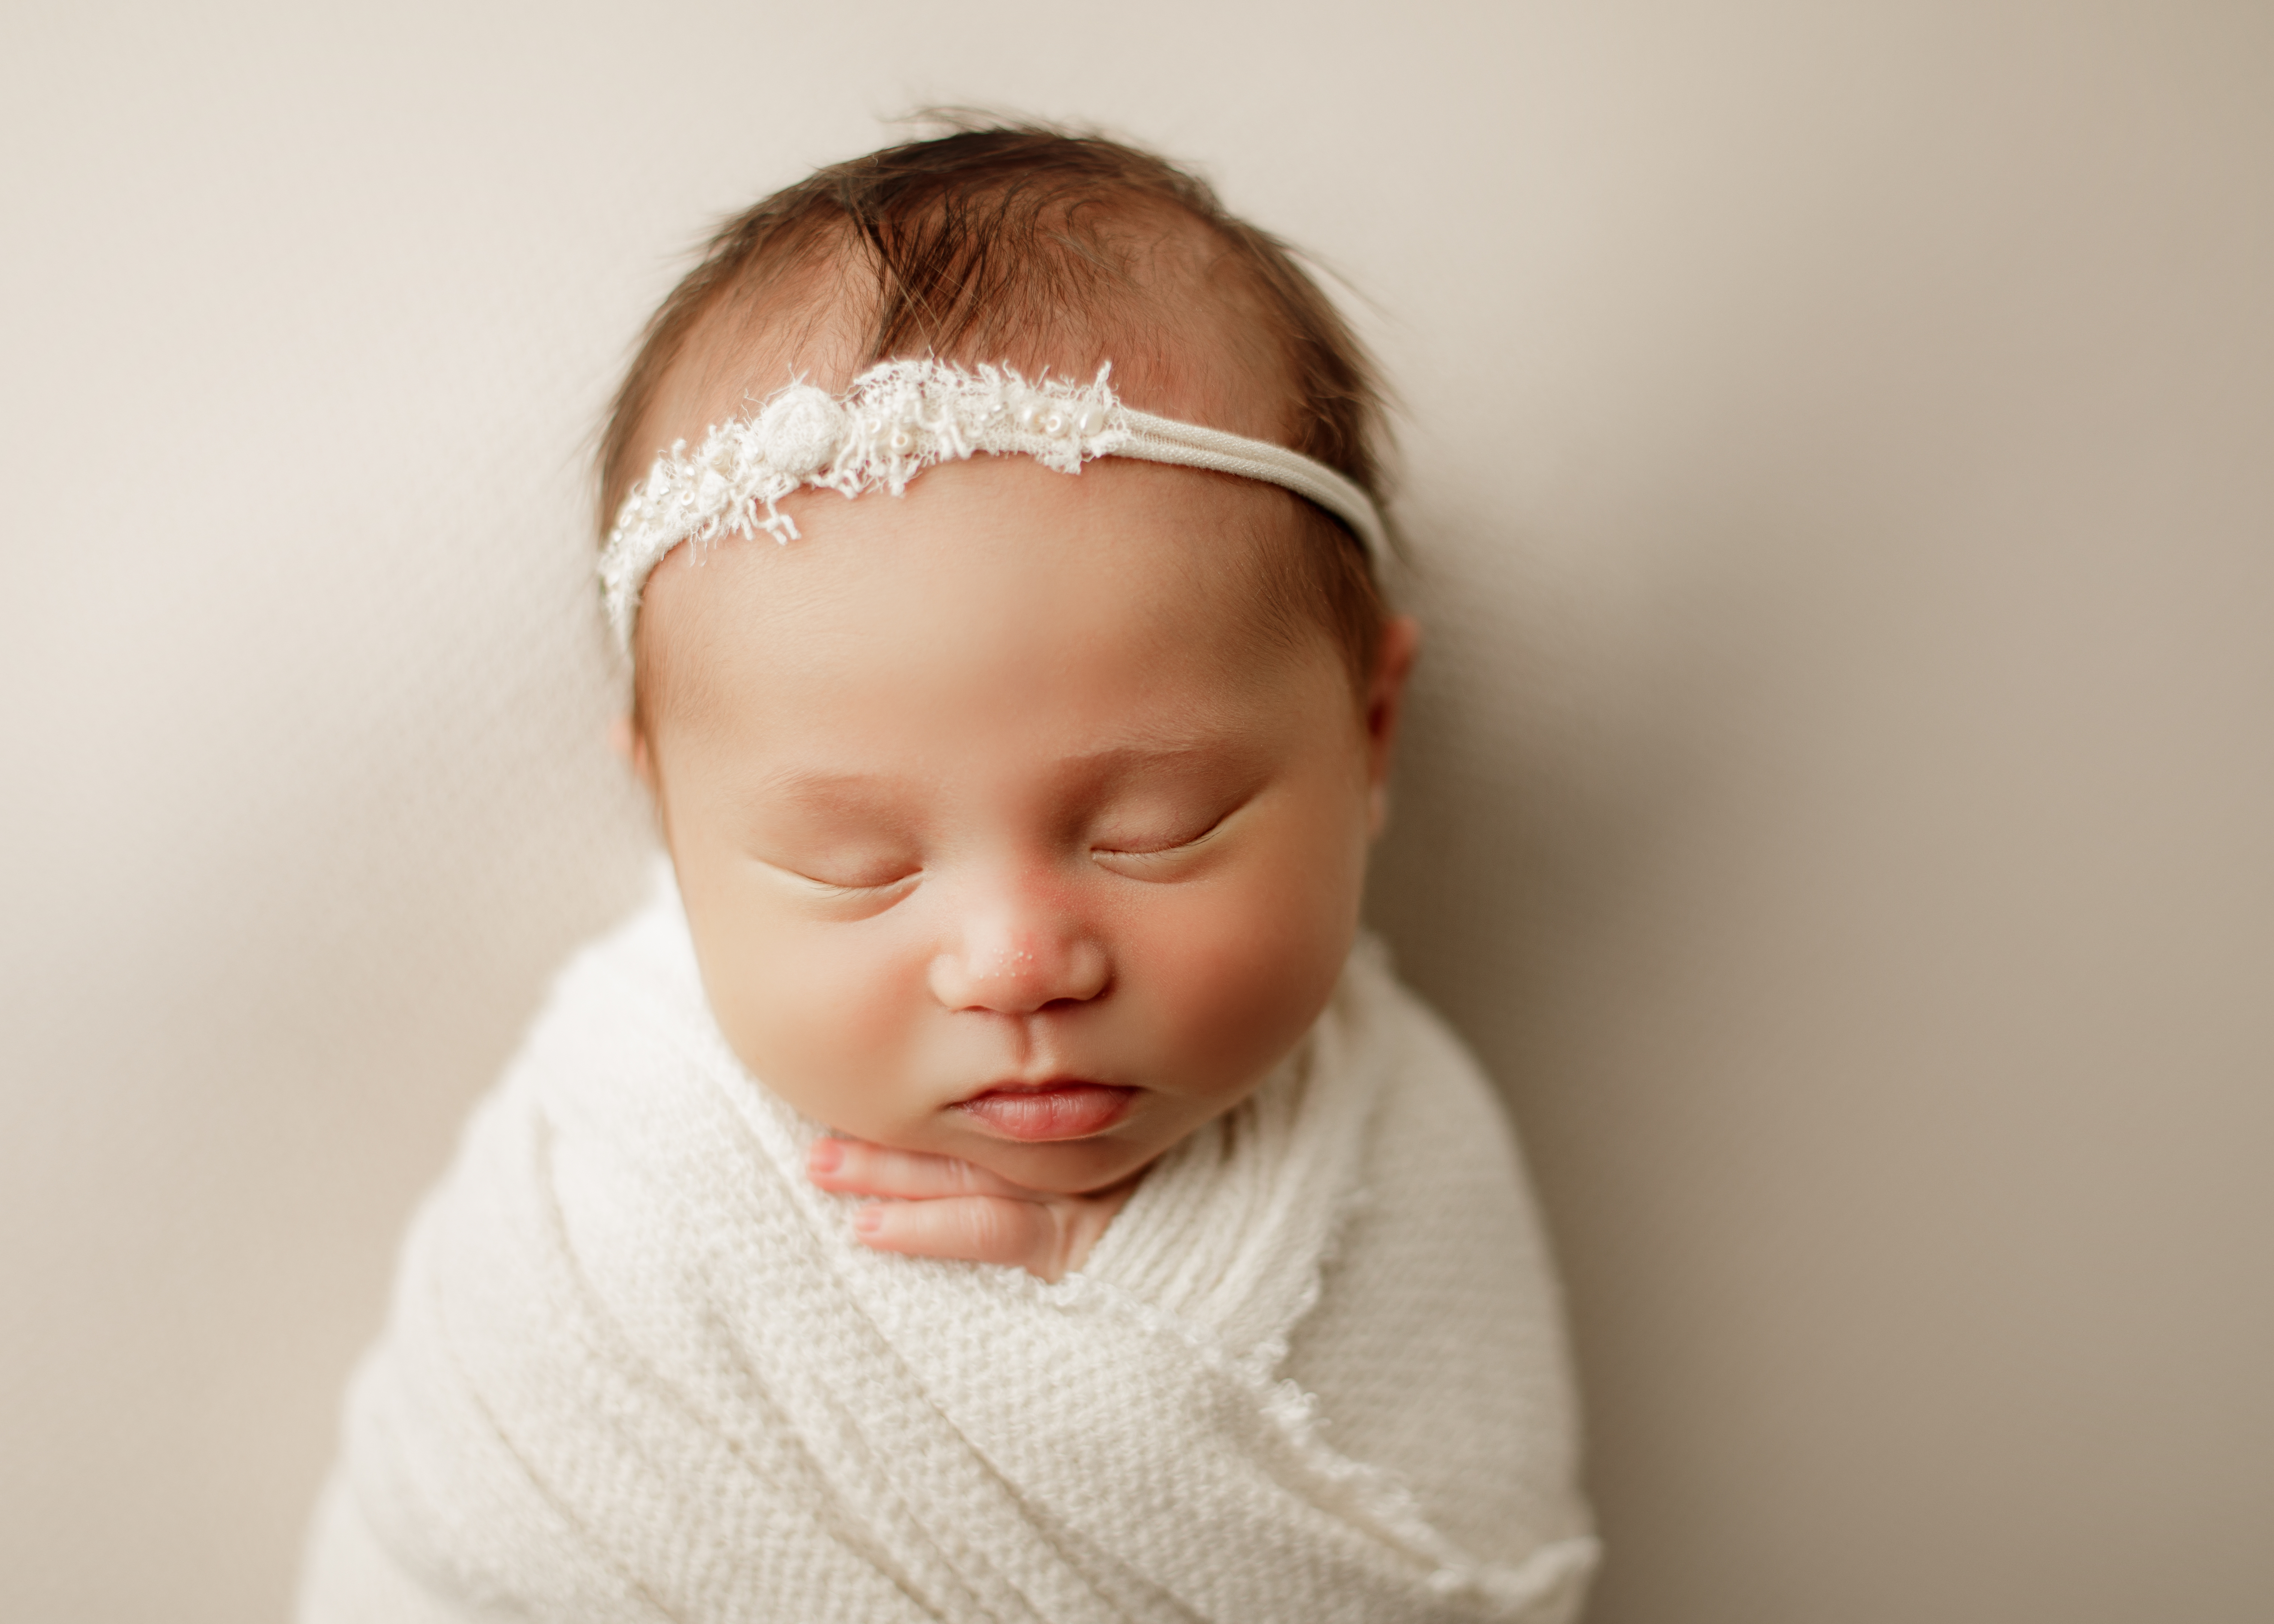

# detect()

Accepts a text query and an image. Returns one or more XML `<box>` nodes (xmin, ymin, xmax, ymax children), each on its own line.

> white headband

<box><xmin>599</xmin><ymin>359</ymin><xmax>1387</xmax><ymax>652</ymax></box>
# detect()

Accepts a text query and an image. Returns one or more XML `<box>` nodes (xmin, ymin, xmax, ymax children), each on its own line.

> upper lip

<box><xmin>954</xmin><ymin>1076</ymin><xmax>1121</xmax><ymax>1103</ymax></box>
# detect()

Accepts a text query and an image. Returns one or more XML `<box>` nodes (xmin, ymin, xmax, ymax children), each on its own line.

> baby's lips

<box><xmin>955</xmin><ymin>1083</ymin><xmax>1134</xmax><ymax>1142</ymax></box>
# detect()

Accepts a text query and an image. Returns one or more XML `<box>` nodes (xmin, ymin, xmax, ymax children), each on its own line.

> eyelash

<box><xmin>1091</xmin><ymin>813</ymin><xmax>1231</xmax><ymax>863</ymax></box>
<box><xmin>790</xmin><ymin>869</ymin><xmax>920</xmax><ymax>898</ymax></box>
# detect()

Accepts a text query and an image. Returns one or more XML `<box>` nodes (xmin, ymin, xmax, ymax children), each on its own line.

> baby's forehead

<box><xmin>635</xmin><ymin>451</ymin><xmax>1330</xmax><ymax>737</ymax></box>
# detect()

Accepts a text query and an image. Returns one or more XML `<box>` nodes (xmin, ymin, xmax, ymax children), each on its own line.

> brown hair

<box><xmin>600</xmin><ymin>118</ymin><xmax>1394</xmax><ymax>694</ymax></box>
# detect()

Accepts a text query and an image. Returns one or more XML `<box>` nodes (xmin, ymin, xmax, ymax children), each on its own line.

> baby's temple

<box><xmin>301</xmin><ymin>123</ymin><xmax>1598</xmax><ymax>1623</ymax></box>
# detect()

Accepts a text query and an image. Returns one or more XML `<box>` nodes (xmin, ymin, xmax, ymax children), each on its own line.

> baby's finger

<box><xmin>853</xmin><ymin>1195</ymin><xmax>1066</xmax><ymax>1279</ymax></box>
<box><xmin>807</xmin><ymin>1138</ymin><xmax>1025</xmax><ymax>1200</ymax></box>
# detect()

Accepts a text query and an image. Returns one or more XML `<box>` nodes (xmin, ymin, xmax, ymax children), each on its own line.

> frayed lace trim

<box><xmin>598</xmin><ymin>359</ymin><xmax>1386</xmax><ymax>651</ymax></box>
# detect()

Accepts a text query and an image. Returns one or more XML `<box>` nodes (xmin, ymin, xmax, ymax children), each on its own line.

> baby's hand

<box><xmin>805</xmin><ymin>1139</ymin><xmax>1137</xmax><ymax>1283</ymax></box>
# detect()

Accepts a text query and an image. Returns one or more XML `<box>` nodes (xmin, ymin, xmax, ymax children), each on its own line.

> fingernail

<box><xmin>808</xmin><ymin>1139</ymin><xmax>843</xmax><ymax>1175</ymax></box>
<box><xmin>852</xmin><ymin>1204</ymin><xmax>883</xmax><ymax>1234</ymax></box>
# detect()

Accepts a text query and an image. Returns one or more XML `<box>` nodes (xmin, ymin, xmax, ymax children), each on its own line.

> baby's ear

<box><xmin>1365</xmin><ymin>615</ymin><xmax>1422</xmax><ymax>834</ymax></box>
<box><xmin>608</xmin><ymin>713</ymin><xmax>658</xmax><ymax>794</ymax></box>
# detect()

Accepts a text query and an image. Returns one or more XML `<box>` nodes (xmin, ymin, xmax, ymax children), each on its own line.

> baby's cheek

<box><xmin>1136</xmin><ymin>872</ymin><xmax>1355</xmax><ymax>1101</ymax></box>
<box><xmin>707</xmin><ymin>923</ymin><xmax>927</xmax><ymax>1128</ymax></box>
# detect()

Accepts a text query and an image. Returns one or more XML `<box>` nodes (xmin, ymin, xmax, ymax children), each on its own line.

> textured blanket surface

<box><xmin>302</xmin><ymin>889</ymin><xmax>1597</xmax><ymax>1622</ymax></box>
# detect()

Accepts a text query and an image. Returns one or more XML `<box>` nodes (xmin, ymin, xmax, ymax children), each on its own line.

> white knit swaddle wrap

<box><xmin>302</xmin><ymin>887</ymin><xmax>1597</xmax><ymax>1623</ymax></box>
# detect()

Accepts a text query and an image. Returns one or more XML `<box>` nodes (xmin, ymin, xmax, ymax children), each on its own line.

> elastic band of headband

<box><xmin>599</xmin><ymin>359</ymin><xmax>1387</xmax><ymax>652</ymax></box>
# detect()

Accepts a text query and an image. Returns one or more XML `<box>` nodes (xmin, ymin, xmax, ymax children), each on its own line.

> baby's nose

<box><xmin>928</xmin><ymin>909</ymin><xmax>1109</xmax><ymax>1015</ymax></box>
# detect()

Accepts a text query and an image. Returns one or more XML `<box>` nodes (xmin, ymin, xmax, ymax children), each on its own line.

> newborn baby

<box><xmin>302</xmin><ymin>123</ymin><xmax>1596</xmax><ymax>1623</ymax></box>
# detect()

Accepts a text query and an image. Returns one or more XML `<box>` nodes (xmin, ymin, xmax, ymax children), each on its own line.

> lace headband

<box><xmin>599</xmin><ymin>359</ymin><xmax>1388</xmax><ymax>652</ymax></box>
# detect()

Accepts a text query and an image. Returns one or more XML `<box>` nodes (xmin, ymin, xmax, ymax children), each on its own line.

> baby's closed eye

<box><xmin>790</xmin><ymin>857</ymin><xmax>921</xmax><ymax>890</ymax></box>
<box><xmin>1088</xmin><ymin>801</ymin><xmax>1247</xmax><ymax>876</ymax></box>
<box><xmin>751</xmin><ymin>848</ymin><xmax>923</xmax><ymax>907</ymax></box>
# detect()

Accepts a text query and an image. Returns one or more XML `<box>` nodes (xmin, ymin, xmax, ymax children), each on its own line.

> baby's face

<box><xmin>637</xmin><ymin>454</ymin><xmax>1400</xmax><ymax>1195</ymax></box>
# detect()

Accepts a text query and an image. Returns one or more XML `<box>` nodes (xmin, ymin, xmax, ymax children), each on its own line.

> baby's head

<box><xmin>603</xmin><ymin>124</ymin><xmax>1416</xmax><ymax>1195</ymax></box>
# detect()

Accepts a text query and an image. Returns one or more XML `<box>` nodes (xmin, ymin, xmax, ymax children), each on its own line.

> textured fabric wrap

<box><xmin>301</xmin><ymin>887</ymin><xmax>1597</xmax><ymax>1622</ymax></box>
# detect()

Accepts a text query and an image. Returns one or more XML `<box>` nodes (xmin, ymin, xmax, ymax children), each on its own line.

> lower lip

<box><xmin>954</xmin><ymin>1083</ymin><xmax>1135</xmax><ymax>1142</ymax></box>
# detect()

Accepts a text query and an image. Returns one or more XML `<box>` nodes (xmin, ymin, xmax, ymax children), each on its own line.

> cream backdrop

<box><xmin>5</xmin><ymin>3</ymin><xmax>2270</xmax><ymax>1620</ymax></box>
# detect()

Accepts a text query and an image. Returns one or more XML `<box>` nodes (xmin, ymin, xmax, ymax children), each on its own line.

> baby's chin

<box><xmin>860</xmin><ymin>1095</ymin><xmax>1183</xmax><ymax>1197</ymax></box>
<box><xmin>942</xmin><ymin>1122</ymin><xmax>1162</xmax><ymax>1197</ymax></box>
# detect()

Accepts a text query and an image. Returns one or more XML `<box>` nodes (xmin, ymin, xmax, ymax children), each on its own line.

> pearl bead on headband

<box><xmin>599</xmin><ymin>358</ymin><xmax>1388</xmax><ymax>653</ymax></box>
